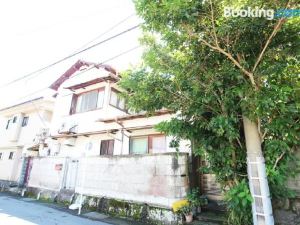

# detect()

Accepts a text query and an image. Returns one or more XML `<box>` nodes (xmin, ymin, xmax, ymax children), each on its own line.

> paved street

<box><xmin>0</xmin><ymin>194</ymin><xmax>110</xmax><ymax>225</ymax></box>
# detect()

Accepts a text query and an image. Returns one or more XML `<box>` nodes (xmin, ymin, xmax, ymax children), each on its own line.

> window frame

<box><xmin>22</xmin><ymin>116</ymin><xmax>29</xmax><ymax>127</ymax></box>
<box><xmin>5</xmin><ymin>119</ymin><xmax>11</xmax><ymax>130</ymax></box>
<box><xmin>100</xmin><ymin>139</ymin><xmax>114</xmax><ymax>156</ymax></box>
<box><xmin>70</xmin><ymin>87</ymin><xmax>105</xmax><ymax>115</ymax></box>
<box><xmin>8</xmin><ymin>152</ymin><xmax>14</xmax><ymax>160</ymax></box>
<box><xmin>109</xmin><ymin>88</ymin><xmax>127</xmax><ymax>112</ymax></box>
<box><xmin>129</xmin><ymin>134</ymin><xmax>166</xmax><ymax>155</ymax></box>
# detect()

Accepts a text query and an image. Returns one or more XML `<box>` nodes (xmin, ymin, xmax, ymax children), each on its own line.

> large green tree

<box><xmin>119</xmin><ymin>1</ymin><xmax>299</xmax><ymax>224</ymax></box>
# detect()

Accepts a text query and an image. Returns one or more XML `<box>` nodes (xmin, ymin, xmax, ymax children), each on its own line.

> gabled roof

<box><xmin>49</xmin><ymin>60</ymin><xmax>117</xmax><ymax>91</ymax></box>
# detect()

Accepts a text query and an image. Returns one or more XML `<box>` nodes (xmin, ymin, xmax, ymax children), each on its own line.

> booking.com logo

<box><xmin>224</xmin><ymin>7</ymin><xmax>300</xmax><ymax>20</ymax></box>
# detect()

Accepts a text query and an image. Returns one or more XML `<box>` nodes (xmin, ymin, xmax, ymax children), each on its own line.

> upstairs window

<box><xmin>130</xmin><ymin>135</ymin><xmax>166</xmax><ymax>155</ymax></box>
<box><xmin>110</xmin><ymin>88</ymin><xmax>126</xmax><ymax>111</ymax></box>
<box><xmin>5</xmin><ymin>119</ymin><xmax>11</xmax><ymax>130</ymax></box>
<box><xmin>100</xmin><ymin>140</ymin><xmax>114</xmax><ymax>156</ymax></box>
<box><xmin>12</xmin><ymin>116</ymin><xmax>17</xmax><ymax>123</ymax></box>
<box><xmin>22</xmin><ymin>117</ymin><xmax>29</xmax><ymax>127</ymax></box>
<box><xmin>8</xmin><ymin>152</ymin><xmax>14</xmax><ymax>160</ymax></box>
<box><xmin>70</xmin><ymin>88</ymin><xmax>105</xmax><ymax>114</ymax></box>
<box><xmin>0</xmin><ymin>153</ymin><xmax>2</xmax><ymax>160</ymax></box>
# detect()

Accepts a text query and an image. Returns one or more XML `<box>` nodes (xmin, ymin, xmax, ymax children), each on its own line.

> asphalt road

<box><xmin>0</xmin><ymin>195</ymin><xmax>110</xmax><ymax>225</ymax></box>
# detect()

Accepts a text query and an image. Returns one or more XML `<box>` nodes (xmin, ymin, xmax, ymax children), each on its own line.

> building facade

<box><xmin>24</xmin><ymin>60</ymin><xmax>190</xmax><ymax>216</ymax></box>
<box><xmin>0</xmin><ymin>97</ymin><xmax>54</xmax><ymax>186</ymax></box>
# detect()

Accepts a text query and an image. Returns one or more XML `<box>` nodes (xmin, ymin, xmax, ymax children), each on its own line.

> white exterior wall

<box><xmin>49</xmin><ymin>68</ymin><xmax>191</xmax><ymax>157</ymax></box>
<box><xmin>0</xmin><ymin>98</ymin><xmax>54</xmax><ymax>183</ymax></box>
<box><xmin>50</xmin><ymin>82</ymin><xmax>128</xmax><ymax>136</ymax></box>
<box><xmin>0</xmin><ymin>147</ymin><xmax>23</xmax><ymax>182</ymax></box>
<box><xmin>0</xmin><ymin>109</ymin><xmax>53</xmax><ymax>148</ymax></box>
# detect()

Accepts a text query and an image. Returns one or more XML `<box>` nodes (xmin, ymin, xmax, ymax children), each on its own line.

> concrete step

<box><xmin>195</xmin><ymin>211</ymin><xmax>226</xmax><ymax>224</ymax></box>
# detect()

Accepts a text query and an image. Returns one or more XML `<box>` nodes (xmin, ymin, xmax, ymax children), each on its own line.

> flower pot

<box><xmin>185</xmin><ymin>212</ymin><xmax>193</xmax><ymax>223</ymax></box>
<box><xmin>197</xmin><ymin>206</ymin><xmax>201</xmax><ymax>213</ymax></box>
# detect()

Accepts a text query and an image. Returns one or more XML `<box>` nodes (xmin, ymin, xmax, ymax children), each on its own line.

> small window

<box><xmin>109</xmin><ymin>89</ymin><xmax>126</xmax><ymax>111</ymax></box>
<box><xmin>6</xmin><ymin>119</ymin><xmax>11</xmax><ymax>130</ymax></box>
<box><xmin>13</xmin><ymin>116</ymin><xmax>17</xmax><ymax>123</ymax></box>
<box><xmin>130</xmin><ymin>137</ymin><xmax>148</xmax><ymax>154</ymax></box>
<box><xmin>149</xmin><ymin>135</ymin><xmax>167</xmax><ymax>154</ymax></box>
<box><xmin>22</xmin><ymin>117</ymin><xmax>29</xmax><ymax>127</ymax></box>
<box><xmin>100</xmin><ymin>140</ymin><xmax>114</xmax><ymax>155</ymax></box>
<box><xmin>130</xmin><ymin>135</ymin><xmax>166</xmax><ymax>154</ymax></box>
<box><xmin>70</xmin><ymin>88</ymin><xmax>105</xmax><ymax>114</ymax></box>
<box><xmin>76</xmin><ymin>90</ymin><xmax>98</xmax><ymax>113</ymax></box>
<box><xmin>97</xmin><ymin>90</ymin><xmax>105</xmax><ymax>108</ymax></box>
<box><xmin>0</xmin><ymin>153</ymin><xmax>2</xmax><ymax>160</ymax></box>
<box><xmin>8</xmin><ymin>152</ymin><xmax>14</xmax><ymax>160</ymax></box>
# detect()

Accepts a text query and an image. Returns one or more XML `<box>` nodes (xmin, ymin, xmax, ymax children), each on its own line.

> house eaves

<box><xmin>0</xmin><ymin>97</ymin><xmax>43</xmax><ymax>112</ymax></box>
<box><xmin>97</xmin><ymin>109</ymin><xmax>172</xmax><ymax>123</ymax></box>
<box><xmin>49</xmin><ymin>60</ymin><xmax>117</xmax><ymax>91</ymax></box>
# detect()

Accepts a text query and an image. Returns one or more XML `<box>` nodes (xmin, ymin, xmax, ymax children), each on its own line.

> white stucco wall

<box><xmin>50</xmin><ymin>81</ymin><xmax>129</xmax><ymax>136</ymax></box>
<box><xmin>0</xmin><ymin>148</ymin><xmax>23</xmax><ymax>182</ymax></box>
<box><xmin>0</xmin><ymin>108</ymin><xmax>53</xmax><ymax>148</ymax></box>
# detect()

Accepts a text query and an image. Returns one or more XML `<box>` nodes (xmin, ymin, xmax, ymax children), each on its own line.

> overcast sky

<box><xmin>0</xmin><ymin>0</ymin><xmax>142</xmax><ymax>108</ymax></box>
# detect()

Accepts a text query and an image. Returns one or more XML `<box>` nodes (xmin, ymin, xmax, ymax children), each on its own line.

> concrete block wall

<box><xmin>27</xmin><ymin>153</ymin><xmax>189</xmax><ymax>208</ymax></box>
<box><xmin>28</xmin><ymin>157</ymin><xmax>66</xmax><ymax>191</ymax></box>
<box><xmin>76</xmin><ymin>153</ymin><xmax>189</xmax><ymax>208</ymax></box>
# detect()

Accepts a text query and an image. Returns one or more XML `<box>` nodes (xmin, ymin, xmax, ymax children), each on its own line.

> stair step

<box><xmin>196</xmin><ymin>212</ymin><xmax>226</xmax><ymax>223</ymax></box>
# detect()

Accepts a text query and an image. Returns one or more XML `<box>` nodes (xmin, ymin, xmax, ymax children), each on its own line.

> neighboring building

<box><xmin>0</xmin><ymin>96</ymin><xmax>54</xmax><ymax>186</ymax></box>
<box><xmin>26</xmin><ymin>60</ymin><xmax>191</xmax><ymax>217</ymax></box>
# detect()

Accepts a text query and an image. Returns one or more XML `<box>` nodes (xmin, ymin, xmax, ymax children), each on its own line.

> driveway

<box><xmin>0</xmin><ymin>194</ymin><xmax>111</xmax><ymax>225</ymax></box>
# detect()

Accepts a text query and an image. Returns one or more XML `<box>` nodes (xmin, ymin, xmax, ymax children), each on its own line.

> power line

<box><xmin>0</xmin><ymin>23</ymin><xmax>141</xmax><ymax>88</ymax></box>
<box><xmin>71</xmin><ymin>45</ymin><xmax>141</xmax><ymax>79</ymax></box>
<box><xmin>73</xmin><ymin>14</ymin><xmax>135</xmax><ymax>53</ymax></box>
<box><xmin>4</xmin><ymin>45</ymin><xmax>141</xmax><ymax>103</ymax></box>
<box><xmin>23</xmin><ymin>14</ymin><xmax>135</xmax><ymax>83</ymax></box>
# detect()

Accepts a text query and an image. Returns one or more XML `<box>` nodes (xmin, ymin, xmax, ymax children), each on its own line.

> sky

<box><xmin>0</xmin><ymin>0</ymin><xmax>143</xmax><ymax>108</ymax></box>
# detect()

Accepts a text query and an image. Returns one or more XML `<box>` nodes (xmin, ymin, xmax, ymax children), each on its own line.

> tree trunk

<box><xmin>243</xmin><ymin>116</ymin><xmax>274</xmax><ymax>225</ymax></box>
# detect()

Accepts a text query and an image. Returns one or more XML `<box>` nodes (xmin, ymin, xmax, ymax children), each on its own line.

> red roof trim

<box><xmin>49</xmin><ymin>60</ymin><xmax>117</xmax><ymax>91</ymax></box>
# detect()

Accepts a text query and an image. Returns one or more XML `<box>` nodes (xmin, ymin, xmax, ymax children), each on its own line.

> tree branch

<box><xmin>273</xmin><ymin>151</ymin><xmax>286</xmax><ymax>170</ymax></box>
<box><xmin>200</xmin><ymin>39</ymin><xmax>257</xmax><ymax>87</ymax></box>
<box><xmin>209</xmin><ymin>0</ymin><xmax>219</xmax><ymax>47</ymax></box>
<box><xmin>252</xmin><ymin>18</ymin><xmax>286</xmax><ymax>73</ymax></box>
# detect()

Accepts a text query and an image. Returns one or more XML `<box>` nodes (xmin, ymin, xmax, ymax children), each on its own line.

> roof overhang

<box><xmin>97</xmin><ymin>110</ymin><xmax>172</xmax><ymax>123</ymax></box>
<box><xmin>64</xmin><ymin>75</ymin><xmax>119</xmax><ymax>90</ymax></box>
<box><xmin>50</xmin><ymin>125</ymin><xmax>155</xmax><ymax>139</ymax></box>
<box><xmin>0</xmin><ymin>97</ymin><xmax>54</xmax><ymax>117</ymax></box>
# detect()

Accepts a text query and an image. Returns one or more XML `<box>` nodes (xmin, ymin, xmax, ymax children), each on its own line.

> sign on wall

<box><xmin>54</xmin><ymin>164</ymin><xmax>63</xmax><ymax>171</ymax></box>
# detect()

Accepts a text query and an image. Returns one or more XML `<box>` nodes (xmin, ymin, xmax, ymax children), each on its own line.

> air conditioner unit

<box><xmin>58</xmin><ymin>121</ymin><xmax>78</xmax><ymax>134</ymax></box>
<box><xmin>40</xmin><ymin>128</ymin><xmax>50</xmax><ymax>138</ymax></box>
<box><xmin>32</xmin><ymin>128</ymin><xmax>50</xmax><ymax>144</ymax></box>
<box><xmin>63</xmin><ymin>137</ymin><xmax>76</xmax><ymax>147</ymax></box>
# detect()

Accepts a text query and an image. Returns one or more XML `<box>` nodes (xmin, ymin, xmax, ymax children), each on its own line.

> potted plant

<box><xmin>172</xmin><ymin>199</ymin><xmax>194</xmax><ymax>223</ymax></box>
<box><xmin>187</xmin><ymin>188</ymin><xmax>208</xmax><ymax>214</ymax></box>
<box><xmin>180</xmin><ymin>205</ymin><xmax>194</xmax><ymax>223</ymax></box>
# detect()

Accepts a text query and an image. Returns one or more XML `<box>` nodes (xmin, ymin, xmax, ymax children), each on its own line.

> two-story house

<box><xmin>25</xmin><ymin>60</ymin><xmax>191</xmax><ymax>224</ymax></box>
<box><xmin>0</xmin><ymin>96</ymin><xmax>54</xmax><ymax>187</ymax></box>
